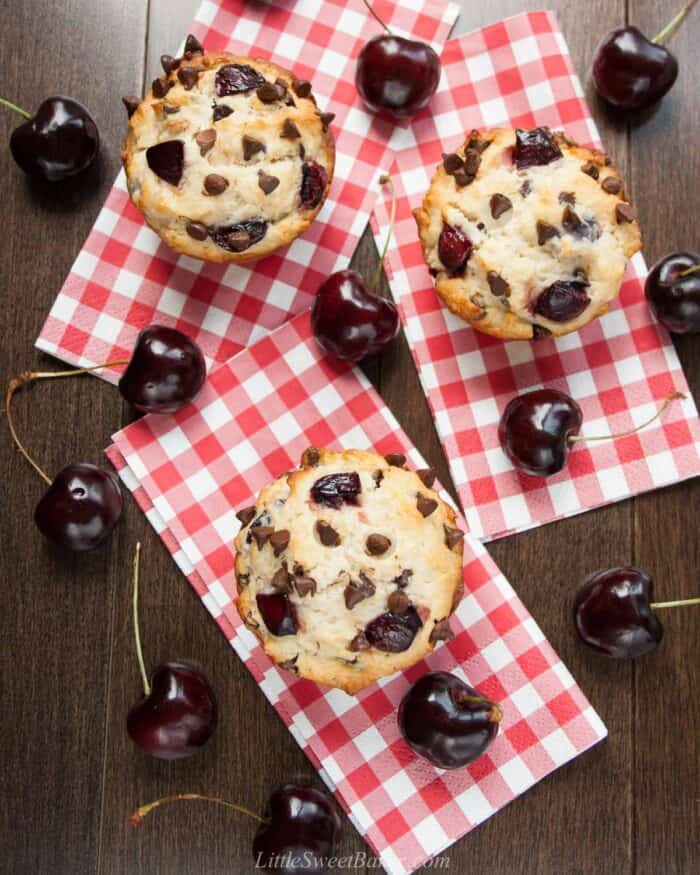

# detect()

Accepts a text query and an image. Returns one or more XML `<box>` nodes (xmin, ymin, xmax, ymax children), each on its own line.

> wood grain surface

<box><xmin>1</xmin><ymin>2</ymin><xmax>697</xmax><ymax>873</ymax></box>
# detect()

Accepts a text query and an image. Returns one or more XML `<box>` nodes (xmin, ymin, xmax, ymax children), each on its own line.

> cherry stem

<box><xmin>131</xmin><ymin>542</ymin><xmax>151</xmax><ymax>697</ymax></box>
<box><xmin>680</xmin><ymin>264</ymin><xmax>700</xmax><ymax>277</ymax></box>
<box><xmin>129</xmin><ymin>793</ymin><xmax>267</xmax><ymax>828</ymax></box>
<box><xmin>4</xmin><ymin>360</ymin><xmax>130</xmax><ymax>487</ymax></box>
<box><xmin>651</xmin><ymin>597</ymin><xmax>700</xmax><ymax>610</ymax></box>
<box><xmin>362</xmin><ymin>0</ymin><xmax>391</xmax><ymax>34</ymax></box>
<box><xmin>371</xmin><ymin>173</ymin><xmax>396</xmax><ymax>293</ymax></box>
<box><xmin>652</xmin><ymin>0</ymin><xmax>698</xmax><ymax>45</ymax></box>
<box><xmin>0</xmin><ymin>96</ymin><xmax>32</xmax><ymax>119</ymax></box>
<box><xmin>568</xmin><ymin>391</ymin><xmax>685</xmax><ymax>445</ymax></box>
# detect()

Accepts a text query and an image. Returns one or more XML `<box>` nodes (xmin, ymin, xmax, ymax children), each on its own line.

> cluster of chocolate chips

<box><xmin>442</xmin><ymin>130</ymin><xmax>491</xmax><ymax>188</ymax></box>
<box><xmin>580</xmin><ymin>159</ymin><xmax>635</xmax><ymax>222</ymax></box>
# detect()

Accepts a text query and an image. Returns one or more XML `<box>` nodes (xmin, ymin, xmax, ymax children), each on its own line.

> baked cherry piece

<box><xmin>645</xmin><ymin>251</ymin><xmax>700</xmax><ymax>334</ymax></box>
<box><xmin>398</xmin><ymin>671</ymin><xmax>502</xmax><ymax>768</ymax></box>
<box><xmin>533</xmin><ymin>279</ymin><xmax>590</xmax><ymax>322</ymax></box>
<box><xmin>592</xmin><ymin>3</ymin><xmax>697</xmax><ymax>112</ymax></box>
<box><xmin>146</xmin><ymin>139</ymin><xmax>184</xmax><ymax>186</ymax></box>
<box><xmin>438</xmin><ymin>224</ymin><xmax>472</xmax><ymax>276</ymax></box>
<box><xmin>127</xmin><ymin>544</ymin><xmax>217</xmax><ymax>759</ymax></box>
<box><xmin>310</xmin><ymin>472</ymin><xmax>361</xmax><ymax>508</ymax></box>
<box><xmin>365</xmin><ymin>605</ymin><xmax>423</xmax><ymax>652</ymax></box>
<box><xmin>312</xmin><ymin>175</ymin><xmax>399</xmax><ymax>362</ymax></box>
<box><xmin>4</xmin><ymin>95</ymin><xmax>99</xmax><ymax>181</ymax></box>
<box><xmin>513</xmin><ymin>127</ymin><xmax>562</xmax><ymax>169</ymax></box>
<box><xmin>300</xmin><ymin>162</ymin><xmax>328</xmax><ymax>209</ymax></box>
<box><xmin>118</xmin><ymin>325</ymin><xmax>206</xmax><ymax>413</ymax></box>
<box><xmin>355</xmin><ymin>0</ymin><xmax>440</xmax><ymax>119</ymax></box>
<box><xmin>256</xmin><ymin>593</ymin><xmax>298</xmax><ymax>636</ymax></box>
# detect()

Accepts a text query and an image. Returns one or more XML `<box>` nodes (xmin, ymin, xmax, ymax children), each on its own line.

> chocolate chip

<box><xmin>280</xmin><ymin>118</ymin><xmax>300</xmax><ymax>140</ymax></box>
<box><xmin>602</xmin><ymin>176</ymin><xmax>622</xmax><ymax>194</ymax></box>
<box><xmin>224</xmin><ymin>231</ymin><xmax>251</xmax><ymax>251</ymax></box>
<box><xmin>258</xmin><ymin>171</ymin><xmax>280</xmax><ymax>195</ymax></box>
<box><xmin>163</xmin><ymin>103</ymin><xmax>180</xmax><ymax>115</ymax></box>
<box><xmin>388</xmin><ymin>590</ymin><xmax>410</xmax><ymax>614</ymax></box>
<box><xmin>204</xmin><ymin>173</ymin><xmax>229</xmax><ymax>195</ymax></box>
<box><xmin>463</xmin><ymin>149</ymin><xmax>481</xmax><ymax>176</ymax></box>
<box><xmin>257</xmin><ymin>81</ymin><xmax>283</xmax><ymax>103</ymax></box>
<box><xmin>152</xmin><ymin>77</ymin><xmax>171</xmax><ymax>98</ymax></box>
<box><xmin>269</xmin><ymin>529</ymin><xmax>290</xmax><ymax>557</ymax></box>
<box><xmin>490</xmin><ymin>193</ymin><xmax>512</xmax><ymax>219</ymax></box>
<box><xmin>178</xmin><ymin>66</ymin><xmax>200</xmax><ymax>90</ymax></box>
<box><xmin>487</xmin><ymin>270</ymin><xmax>510</xmax><ymax>298</ymax></box>
<box><xmin>615</xmin><ymin>202</ymin><xmax>635</xmax><ymax>223</ymax></box>
<box><xmin>295</xmin><ymin>576</ymin><xmax>317</xmax><ymax>597</ymax></box>
<box><xmin>519</xmin><ymin>179</ymin><xmax>532</xmax><ymax>198</ymax></box>
<box><xmin>416</xmin><ymin>494</ymin><xmax>438</xmax><ymax>518</ymax></box>
<box><xmin>184</xmin><ymin>34</ymin><xmax>204</xmax><ymax>55</ymax></box>
<box><xmin>537</xmin><ymin>221</ymin><xmax>559</xmax><ymax>245</ymax></box>
<box><xmin>299</xmin><ymin>142</ymin><xmax>305</xmax><ymax>160</ymax></box>
<box><xmin>476</xmin><ymin>222</ymin><xmax>486</xmax><ymax>231</ymax></box>
<box><xmin>286</xmin><ymin>97</ymin><xmax>296</xmax><ymax>107</ymax></box>
<box><xmin>252</xmin><ymin>526</ymin><xmax>274</xmax><ymax>548</ymax></box>
<box><xmin>185</xmin><ymin>221</ymin><xmax>208</xmax><ymax>241</ymax></box>
<box><xmin>532</xmin><ymin>324</ymin><xmax>552</xmax><ymax>340</ymax></box>
<box><xmin>349</xmin><ymin>632</ymin><xmax>370</xmax><ymax>652</ymax></box>
<box><xmin>384</xmin><ymin>452</ymin><xmax>406</xmax><ymax>467</ymax></box>
<box><xmin>161</xmin><ymin>54</ymin><xmax>178</xmax><ymax>75</ymax></box>
<box><xmin>344</xmin><ymin>576</ymin><xmax>375</xmax><ymax>609</ymax></box>
<box><xmin>444</xmin><ymin>525</ymin><xmax>464</xmax><ymax>550</ymax></box>
<box><xmin>366</xmin><ymin>534</ymin><xmax>391</xmax><ymax>555</ymax></box>
<box><xmin>236</xmin><ymin>505</ymin><xmax>257</xmax><ymax>526</ymax></box>
<box><xmin>278</xmin><ymin>656</ymin><xmax>298</xmax><ymax>672</ymax></box>
<box><xmin>242</xmin><ymin>135</ymin><xmax>265</xmax><ymax>160</ymax></box>
<box><xmin>195</xmin><ymin>128</ymin><xmax>216</xmax><ymax>156</ymax></box>
<box><xmin>416</xmin><ymin>468</ymin><xmax>436</xmax><ymax>488</ymax></box>
<box><xmin>453</xmin><ymin>169</ymin><xmax>471</xmax><ymax>188</ymax></box>
<box><xmin>319</xmin><ymin>112</ymin><xmax>335</xmax><ymax>130</ymax></box>
<box><xmin>275</xmin><ymin>78</ymin><xmax>289</xmax><ymax>96</ymax></box>
<box><xmin>393</xmin><ymin>569</ymin><xmax>413</xmax><ymax>588</ymax></box>
<box><xmin>213</xmin><ymin>104</ymin><xmax>234</xmax><ymax>122</ymax></box>
<box><xmin>558</xmin><ymin>191</ymin><xmax>576</xmax><ymax>205</ymax></box>
<box><xmin>442</xmin><ymin>153</ymin><xmax>463</xmax><ymax>174</ymax></box>
<box><xmin>562</xmin><ymin>205</ymin><xmax>583</xmax><ymax>234</ymax></box>
<box><xmin>271</xmin><ymin>564</ymin><xmax>293</xmax><ymax>592</ymax></box>
<box><xmin>293</xmin><ymin>79</ymin><xmax>312</xmax><ymax>98</ymax></box>
<box><xmin>316</xmin><ymin>520</ymin><xmax>340</xmax><ymax>547</ymax></box>
<box><xmin>581</xmin><ymin>161</ymin><xmax>599</xmax><ymax>180</ymax></box>
<box><xmin>122</xmin><ymin>95</ymin><xmax>141</xmax><ymax>117</ymax></box>
<box><xmin>301</xmin><ymin>446</ymin><xmax>320</xmax><ymax>467</ymax></box>
<box><xmin>429</xmin><ymin>618</ymin><xmax>454</xmax><ymax>643</ymax></box>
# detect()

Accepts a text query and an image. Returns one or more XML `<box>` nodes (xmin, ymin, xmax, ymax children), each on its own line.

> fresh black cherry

<box><xmin>3</xmin><ymin>95</ymin><xmax>99</xmax><ymax>182</ymax></box>
<box><xmin>355</xmin><ymin>0</ymin><xmax>440</xmax><ymax>119</ymax></box>
<box><xmin>398</xmin><ymin>671</ymin><xmax>502</xmax><ymax>769</ymax></box>
<box><xmin>645</xmin><ymin>251</ymin><xmax>700</xmax><ymax>334</ymax></box>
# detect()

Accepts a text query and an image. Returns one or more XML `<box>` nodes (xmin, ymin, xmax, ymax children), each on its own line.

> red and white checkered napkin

<box><xmin>35</xmin><ymin>0</ymin><xmax>458</xmax><ymax>379</ymax></box>
<box><xmin>373</xmin><ymin>10</ymin><xmax>700</xmax><ymax>542</ymax></box>
<box><xmin>106</xmin><ymin>310</ymin><xmax>605</xmax><ymax>875</ymax></box>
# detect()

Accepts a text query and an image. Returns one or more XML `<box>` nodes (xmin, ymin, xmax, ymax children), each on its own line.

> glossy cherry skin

<box><xmin>34</xmin><ymin>463</ymin><xmax>123</xmax><ymax>551</ymax></box>
<box><xmin>645</xmin><ymin>251</ymin><xmax>700</xmax><ymax>334</ymax></box>
<box><xmin>9</xmin><ymin>97</ymin><xmax>99</xmax><ymax>181</ymax></box>
<box><xmin>499</xmin><ymin>388</ymin><xmax>583</xmax><ymax>477</ymax></box>
<box><xmin>592</xmin><ymin>27</ymin><xmax>678</xmax><ymax>112</ymax></box>
<box><xmin>356</xmin><ymin>35</ymin><xmax>441</xmax><ymax>119</ymax></box>
<box><xmin>119</xmin><ymin>325</ymin><xmax>206</xmax><ymax>414</ymax></box>
<box><xmin>253</xmin><ymin>784</ymin><xmax>340</xmax><ymax>874</ymax></box>
<box><xmin>574</xmin><ymin>566</ymin><xmax>663</xmax><ymax>658</ymax></box>
<box><xmin>311</xmin><ymin>269</ymin><xmax>400</xmax><ymax>362</ymax></box>
<box><xmin>398</xmin><ymin>671</ymin><xmax>502</xmax><ymax>769</ymax></box>
<box><xmin>127</xmin><ymin>660</ymin><xmax>217</xmax><ymax>759</ymax></box>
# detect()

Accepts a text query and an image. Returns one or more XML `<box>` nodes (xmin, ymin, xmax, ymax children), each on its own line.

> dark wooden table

<box><xmin>1</xmin><ymin>1</ymin><xmax>698</xmax><ymax>872</ymax></box>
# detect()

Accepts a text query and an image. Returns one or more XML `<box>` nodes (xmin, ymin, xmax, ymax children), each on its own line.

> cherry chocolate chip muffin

<box><xmin>234</xmin><ymin>448</ymin><xmax>465</xmax><ymax>695</ymax></box>
<box><xmin>122</xmin><ymin>34</ymin><xmax>335</xmax><ymax>263</ymax></box>
<box><xmin>414</xmin><ymin>127</ymin><xmax>642</xmax><ymax>340</ymax></box>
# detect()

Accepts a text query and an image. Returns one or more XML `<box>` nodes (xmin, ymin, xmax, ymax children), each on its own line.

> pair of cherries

<box><xmin>7</xmin><ymin>325</ymin><xmax>206</xmax><ymax>552</ymax></box>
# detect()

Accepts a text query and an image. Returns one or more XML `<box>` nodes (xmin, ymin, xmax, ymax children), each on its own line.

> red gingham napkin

<box><xmin>372</xmin><ymin>11</ymin><xmax>700</xmax><ymax>541</ymax></box>
<box><xmin>35</xmin><ymin>0</ymin><xmax>458</xmax><ymax>378</ymax></box>
<box><xmin>106</xmin><ymin>310</ymin><xmax>606</xmax><ymax>874</ymax></box>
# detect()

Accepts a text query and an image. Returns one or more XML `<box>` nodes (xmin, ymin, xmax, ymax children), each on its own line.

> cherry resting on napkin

<box><xmin>645</xmin><ymin>251</ymin><xmax>700</xmax><ymax>333</ymax></box>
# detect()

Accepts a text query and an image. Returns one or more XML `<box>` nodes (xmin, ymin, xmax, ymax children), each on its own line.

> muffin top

<box><xmin>235</xmin><ymin>448</ymin><xmax>464</xmax><ymax>695</ymax></box>
<box><xmin>122</xmin><ymin>38</ymin><xmax>335</xmax><ymax>263</ymax></box>
<box><xmin>414</xmin><ymin>127</ymin><xmax>641</xmax><ymax>340</ymax></box>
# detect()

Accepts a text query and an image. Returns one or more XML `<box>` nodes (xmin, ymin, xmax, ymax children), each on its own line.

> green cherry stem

<box><xmin>132</xmin><ymin>542</ymin><xmax>151</xmax><ymax>696</ymax></box>
<box><xmin>370</xmin><ymin>173</ymin><xmax>396</xmax><ymax>293</ymax></box>
<box><xmin>652</xmin><ymin>0</ymin><xmax>698</xmax><ymax>45</ymax></box>
<box><xmin>651</xmin><ymin>597</ymin><xmax>700</xmax><ymax>610</ymax></box>
<box><xmin>362</xmin><ymin>0</ymin><xmax>391</xmax><ymax>34</ymax></box>
<box><xmin>129</xmin><ymin>793</ymin><xmax>267</xmax><ymax>828</ymax></box>
<box><xmin>568</xmin><ymin>391</ymin><xmax>685</xmax><ymax>444</ymax></box>
<box><xmin>680</xmin><ymin>264</ymin><xmax>700</xmax><ymax>277</ymax></box>
<box><xmin>0</xmin><ymin>96</ymin><xmax>32</xmax><ymax>119</ymax></box>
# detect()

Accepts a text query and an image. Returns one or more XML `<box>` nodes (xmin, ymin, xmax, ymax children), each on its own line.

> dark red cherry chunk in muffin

<box><xmin>438</xmin><ymin>224</ymin><xmax>472</xmax><ymax>275</ymax></box>
<box><xmin>300</xmin><ymin>162</ymin><xmax>328</xmax><ymax>208</ymax></box>
<box><xmin>257</xmin><ymin>593</ymin><xmax>298</xmax><ymax>636</ymax></box>
<box><xmin>215</xmin><ymin>64</ymin><xmax>266</xmax><ymax>96</ymax></box>
<box><xmin>310</xmin><ymin>472</ymin><xmax>361</xmax><ymax>509</ymax></box>
<box><xmin>146</xmin><ymin>140</ymin><xmax>184</xmax><ymax>185</ymax></box>
<box><xmin>513</xmin><ymin>127</ymin><xmax>562</xmax><ymax>169</ymax></box>
<box><xmin>534</xmin><ymin>280</ymin><xmax>590</xmax><ymax>322</ymax></box>
<box><xmin>364</xmin><ymin>605</ymin><xmax>423</xmax><ymax>652</ymax></box>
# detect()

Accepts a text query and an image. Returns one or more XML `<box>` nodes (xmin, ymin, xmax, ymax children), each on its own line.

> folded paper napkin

<box><xmin>36</xmin><ymin>0</ymin><xmax>459</xmax><ymax>378</ymax></box>
<box><xmin>372</xmin><ymin>10</ymin><xmax>700</xmax><ymax>541</ymax></box>
<box><xmin>106</xmin><ymin>310</ymin><xmax>606</xmax><ymax>875</ymax></box>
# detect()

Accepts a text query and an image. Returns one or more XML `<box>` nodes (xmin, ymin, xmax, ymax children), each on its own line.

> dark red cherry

<box><xmin>119</xmin><ymin>325</ymin><xmax>206</xmax><ymax>414</ymax></box>
<box><xmin>311</xmin><ymin>269</ymin><xmax>400</xmax><ymax>362</ymax></box>
<box><xmin>253</xmin><ymin>784</ymin><xmax>340</xmax><ymax>874</ymax></box>
<box><xmin>146</xmin><ymin>139</ymin><xmax>184</xmax><ymax>185</ymax></box>
<box><xmin>398</xmin><ymin>671</ymin><xmax>502</xmax><ymax>769</ymax></box>
<box><xmin>300</xmin><ymin>161</ymin><xmax>328</xmax><ymax>209</ymax></box>
<box><xmin>257</xmin><ymin>593</ymin><xmax>298</xmax><ymax>636</ymax></box>
<box><xmin>645</xmin><ymin>251</ymin><xmax>700</xmax><ymax>334</ymax></box>
<box><xmin>364</xmin><ymin>605</ymin><xmax>422</xmax><ymax>652</ymax></box>
<box><xmin>513</xmin><ymin>127</ymin><xmax>562</xmax><ymax>169</ymax></box>
<box><xmin>498</xmin><ymin>389</ymin><xmax>583</xmax><ymax>477</ymax></box>
<box><xmin>34</xmin><ymin>463</ymin><xmax>123</xmax><ymax>551</ymax></box>
<box><xmin>574</xmin><ymin>566</ymin><xmax>663</xmax><ymax>658</ymax></box>
<box><xmin>310</xmin><ymin>471</ymin><xmax>361</xmax><ymax>508</ymax></box>
<box><xmin>356</xmin><ymin>34</ymin><xmax>440</xmax><ymax>119</ymax></box>
<box><xmin>592</xmin><ymin>27</ymin><xmax>678</xmax><ymax>112</ymax></box>
<box><xmin>127</xmin><ymin>660</ymin><xmax>218</xmax><ymax>759</ymax></box>
<box><xmin>438</xmin><ymin>224</ymin><xmax>472</xmax><ymax>276</ymax></box>
<box><xmin>215</xmin><ymin>64</ymin><xmax>266</xmax><ymax>96</ymax></box>
<box><xmin>8</xmin><ymin>96</ymin><xmax>99</xmax><ymax>182</ymax></box>
<box><xmin>533</xmin><ymin>279</ymin><xmax>590</xmax><ymax>322</ymax></box>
